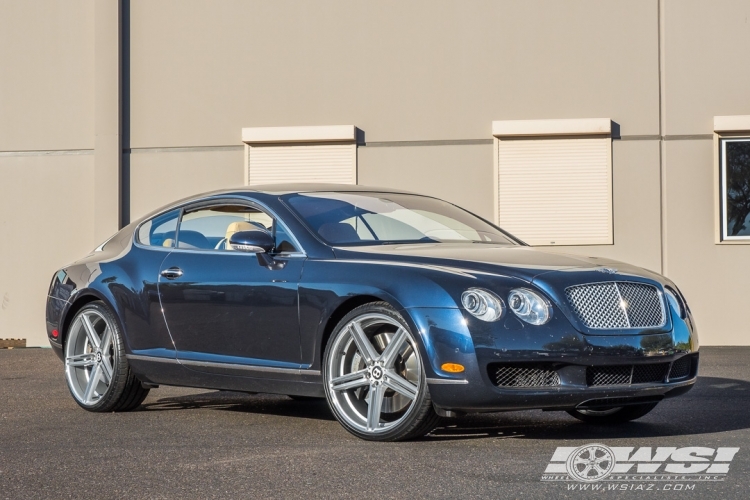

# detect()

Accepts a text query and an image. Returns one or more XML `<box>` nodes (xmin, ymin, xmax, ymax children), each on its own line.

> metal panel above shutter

<box><xmin>248</xmin><ymin>143</ymin><xmax>356</xmax><ymax>185</ymax></box>
<box><xmin>496</xmin><ymin>129</ymin><xmax>612</xmax><ymax>246</ymax></box>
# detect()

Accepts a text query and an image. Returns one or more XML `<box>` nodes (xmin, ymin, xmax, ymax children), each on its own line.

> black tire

<box><xmin>566</xmin><ymin>402</ymin><xmax>659</xmax><ymax>424</ymax></box>
<box><xmin>323</xmin><ymin>302</ymin><xmax>440</xmax><ymax>441</ymax></box>
<box><xmin>64</xmin><ymin>301</ymin><xmax>150</xmax><ymax>412</ymax></box>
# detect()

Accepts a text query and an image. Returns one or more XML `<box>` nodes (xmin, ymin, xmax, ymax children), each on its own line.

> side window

<box><xmin>721</xmin><ymin>138</ymin><xmax>750</xmax><ymax>240</ymax></box>
<box><xmin>137</xmin><ymin>209</ymin><xmax>180</xmax><ymax>247</ymax></box>
<box><xmin>176</xmin><ymin>204</ymin><xmax>299</xmax><ymax>253</ymax></box>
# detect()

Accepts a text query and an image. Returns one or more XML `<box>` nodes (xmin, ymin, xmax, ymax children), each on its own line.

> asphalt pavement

<box><xmin>1</xmin><ymin>347</ymin><xmax>749</xmax><ymax>499</ymax></box>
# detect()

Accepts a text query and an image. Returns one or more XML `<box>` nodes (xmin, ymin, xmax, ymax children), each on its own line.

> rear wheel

<box><xmin>64</xmin><ymin>301</ymin><xmax>149</xmax><ymax>412</ymax></box>
<box><xmin>566</xmin><ymin>403</ymin><xmax>658</xmax><ymax>424</ymax></box>
<box><xmin>323</xmin><ymin>302</ymin><xmax>439</xmax><ymax>441</ymax></box>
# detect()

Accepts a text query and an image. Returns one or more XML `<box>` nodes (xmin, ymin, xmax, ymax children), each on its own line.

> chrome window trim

<box><xmin>133</xmin><ymin>196</ymin><xmax>307</xmax><ymax>256</ymax></box>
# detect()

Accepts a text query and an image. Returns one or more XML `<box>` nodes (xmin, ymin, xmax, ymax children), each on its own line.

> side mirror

<box><xmin>229</xmin><ymin>230</ymin><xmax>274</xmax><ymax>254</ymax></box>
<box><xmin>228</xmin><ymin>230</ymin><xmax>286</xmax><ymax>270</ymax></box>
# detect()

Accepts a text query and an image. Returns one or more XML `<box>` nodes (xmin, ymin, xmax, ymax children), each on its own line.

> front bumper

<box><xmin>407</xmin><ymin>307</ymin><xmax>699</xmax><ymax>413</ymax></box>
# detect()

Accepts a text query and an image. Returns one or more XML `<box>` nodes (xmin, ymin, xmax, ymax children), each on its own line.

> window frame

<box><xmin>719</xmin><ymin>136</ymin><xmax>750</xmax><ymax>242</ymax></box>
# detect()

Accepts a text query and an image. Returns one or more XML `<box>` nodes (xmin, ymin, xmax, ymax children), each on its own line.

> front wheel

<box><xmin>323</xmin><ymin>302</ymin><xmax>440</xmax><ymax>441</ymax></box>
<box><xmin>566</xmin><ymin>403</ymin><xmax>659</xmax><ymax>424</ymax></box>
<box><xmin>64</xmin><ymin>301</ymin><xmax>149</xmax><ymax>412</ymax></box>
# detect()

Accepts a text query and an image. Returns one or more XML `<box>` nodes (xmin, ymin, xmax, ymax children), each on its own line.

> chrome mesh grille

<box><xmin>632</xmin><ymin>363</ymin><xmax>670</xmax><ymax>384</ymax></box>
<box><xmin>587</xmin><ymin>363</ymin><xmax>670</xmax><ymax>386</ymax></box>
<box><xmin>565</xmin><ymin>282</ymin><xmax>665</xmax><ymax>329</ymax></box>
<box><xmin>587</xmin><ymin>366</ymin><xmax>631</xmax><ymax>386</ymax></box>
<box><xmin>490</xmin><ymin>365</ymin><xmax>560</xmax><ymax>388</ymax></box>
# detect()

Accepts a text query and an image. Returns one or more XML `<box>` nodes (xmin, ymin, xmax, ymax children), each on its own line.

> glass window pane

<box><xmin>284</xmin><ymin>192</ymin><xmax>518</xmax><ymax>246</ymax></box>
<box><xmin>176</xmin><ymin>204</ymin><xmax>298</xmax><ymax>253</ymax></box>
<box><xmin>179</xmin><ymin>205</ymin><xmax>271</xmax><ymax>250</ymax></box>
<box><xmin>724</xmin><ymin>140</ymin><xmax>750</xmax><ymax>238</ymax></box>
<box><xmin>137</xmin><ymin>209</ymin><xmax>180</xmax><ymax>247</ymax></box>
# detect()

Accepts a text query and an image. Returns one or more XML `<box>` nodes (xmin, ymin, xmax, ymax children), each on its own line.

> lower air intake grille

<box><xmin>669</xmin><ymin>356</ymin><xmax>693</xmax><ymax>380</ymax></box>
<box><xmin>587</xmin><ymin>366</ymin><xmax>632</xmax><ymax>386</ymax></box>
<box><xmin>632</xmin><ymin>363</ymin><xmax>670</xmax><ymax>384</ymax></box>
<box><xmin>489</xmin><ymin>364</ymin><xmax>560</xmax><ymax>388</ymax></box>
<box><xmin>587</xmin><ymin>363</ymin><xmax>670</xmax><ymax>386</ymax></box>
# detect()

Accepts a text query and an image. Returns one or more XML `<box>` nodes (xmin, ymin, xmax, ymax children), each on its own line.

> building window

<box><xmin>721</xmin><ymin>138</ymin><xmax>750</xmax><ymax>240</ymax></box>
<box><xmin>241</xmin><ymin>125</ymin><xmax>357</xmax><ymax>186</ymax></box>
<box><xmin>493</xmin><ymin>118</ymin><xmax>613</xmax><ymax>246</ymax></box>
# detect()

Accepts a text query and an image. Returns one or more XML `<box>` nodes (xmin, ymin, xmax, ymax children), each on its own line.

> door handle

<box><xmin>160</xmin><ymin>267</ymin><xmax>184</xmax><ymax>280</ymax></box>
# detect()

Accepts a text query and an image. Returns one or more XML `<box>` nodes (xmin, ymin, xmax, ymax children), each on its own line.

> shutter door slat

<box><xmin>248</xmin><ymin>143</ymin><xmax>356</xmax><ymax>185</ymax></box>
<box><xmin>498</xmin><ymin>137</ymin><xmax>612</xmax><ymax>246</ymax></box>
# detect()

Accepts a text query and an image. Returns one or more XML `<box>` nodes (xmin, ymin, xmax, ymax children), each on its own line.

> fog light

<box><xmin>441</xmin><ymin>363</ymin><xmax>465</xmax><ymax>373</ymax></box>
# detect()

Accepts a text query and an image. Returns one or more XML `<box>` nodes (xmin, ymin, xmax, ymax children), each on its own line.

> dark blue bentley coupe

<box><xmin>46</xmin><ymin>184</ymin><xmax>698</xmax><ymax>441</ymax></box>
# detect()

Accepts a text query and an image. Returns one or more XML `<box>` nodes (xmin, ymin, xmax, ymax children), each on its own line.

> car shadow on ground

<box><xmin>138</xmin><ymin>376</ymin><xmax>750</xmax><ymax>440</ymax></box>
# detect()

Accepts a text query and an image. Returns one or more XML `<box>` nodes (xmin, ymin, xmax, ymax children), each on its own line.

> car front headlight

<box><xmin>664</xmin><ymin>287</ymin><xmax>686</xmax><ymax>319</ymax></box>
<box><xmin>461</xmin><ymin>288</ymin><xmax>504</xmax><ymax>322</ymax></box>
<box><xmin>508</xmin><ymin>288</ymin><xmax>551</xmax><ymax>325</ymax></box>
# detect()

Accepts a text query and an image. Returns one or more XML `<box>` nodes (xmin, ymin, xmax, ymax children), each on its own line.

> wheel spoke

<box><xmin>366</xmin><ymin>383</ymin><xmax>385</xmax><ymax>431</ymax></box>
<box><xmin>100</xmin><ymin>357</ymin><xmax>113</xmax><ymax>384</ymax></box>
<box><xmin>81</xmin><ymin>313</ymin><xmax>100</xmax><ymax>349</ymax></box>
<box><xmin>83</xmin><ymin>364</ymin><xmax>102</xmax><ymax>404</ymax></box>
<box><xmin>329</xmin><ymin>369</ymin><xmax>369</xmax><ymax>392</ymax></box>
<box><xmin>100</xmin><ymin>327</ymin><xmax>113</xmax><ymax>354</ymax></box>
<box><xmin>66</xmin><ymin>353</ymin><xmax>96</xmax><ymax>367</ymax></box>
<box><xmin>378</xmin><ymin>328</ymin><xmax>407</xmax><ymax>368</ymax></box>
<box><xmin>349</xmin><ymin>321</ymin><xmax>378</xmax><ymax>363</ymax></box>
<box><xmin>383</xmin><ymin>370</ymin><xmax>418</xmax><ymax>400</ymax></box>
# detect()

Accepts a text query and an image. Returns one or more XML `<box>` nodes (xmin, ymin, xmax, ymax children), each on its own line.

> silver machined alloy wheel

<box><xmin>64</xmin><ymin>302</ymin><xmax>150</xmax><ymax>412</ymax></box>
<box><xmin>323</xmin><ymin>303</ymin><xmax>439</xmax><ymax>441</ymax></box>
<box><xmin>65</xmin><ymin>309</ymin><xmax>115</xmax><ymax>406</ymax></box>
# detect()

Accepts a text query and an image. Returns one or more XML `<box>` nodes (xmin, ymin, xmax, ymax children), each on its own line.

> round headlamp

<box><xmin>508</xmin><ymin>288</ymin><xmax>551</xmax><ymax>325</ymax></box>
<box><xmin>461</xmin><ymin>288</ymin><xmax>504</xmax><ymax>322</ymax></box>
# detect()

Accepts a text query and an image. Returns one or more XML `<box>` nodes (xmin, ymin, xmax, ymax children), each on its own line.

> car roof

<box><xmin>129</xmin><ymin>184</ymin><xmax>423</xmax><ymax>227</ymax></box>
<box><xmin>221</xmin><ymin>183</ymin><xmax>418</xmax><ymax>196</ymax></box>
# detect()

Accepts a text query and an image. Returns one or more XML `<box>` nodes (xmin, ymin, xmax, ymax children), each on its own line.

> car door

<box><xmin>157</xmin><ymin>201</ymin><xmax>305</xmax><ymax>372</ymax></box>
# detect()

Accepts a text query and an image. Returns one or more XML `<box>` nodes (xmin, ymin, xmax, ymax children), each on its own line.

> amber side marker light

<box><xmin>441</xmin><ymin>363</ymin><xmax>465</xmax><ymax>373</ymax></box>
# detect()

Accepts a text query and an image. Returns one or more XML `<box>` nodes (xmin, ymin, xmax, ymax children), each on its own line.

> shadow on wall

<box><xmin>138</xmin><ymin>375</ymin><xmax>747</xmax><ymax>441</ymax></box>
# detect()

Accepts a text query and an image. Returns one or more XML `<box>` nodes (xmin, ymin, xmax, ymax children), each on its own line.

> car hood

<box><xmin>332</xmin><ymin>243</ymin><xmax>658</xmax><ymax>283</ymax></box>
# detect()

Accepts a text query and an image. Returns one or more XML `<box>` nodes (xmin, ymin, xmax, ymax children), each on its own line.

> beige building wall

<box><xmin>128</xmin><ymin>149</ymin><xmax>245</xmax><ymax>219</ymax></box>
<box><xmin>0</xmin><ymin>1</ymin><xmax>95</xmax><ymax>347</ymax></box>
<box><xmin>659</xmin><ymin>0</ymin><xmax>750</xmax><ymax>345</ymax></box>
<box><xmin>126</xmin><ymin>0</ymin><xmax>659</xmax><ymax>147</ymax></box>
<box><xmin>0</xmin><ymin>155</ymin><xmax>96</xmax><ymax>347</ymax></box>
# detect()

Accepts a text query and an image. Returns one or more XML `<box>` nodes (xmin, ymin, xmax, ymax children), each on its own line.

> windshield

<box><xmin>283</xmin><ymin>192</ymin><xmax>519</xmax><ymax>246</ymax></box>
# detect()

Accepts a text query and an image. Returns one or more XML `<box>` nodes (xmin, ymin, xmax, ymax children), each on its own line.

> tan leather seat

<box><xmin>162</xmin><ymin>238</ymin><xmax>174</xmax><ymax>247</ymax></box>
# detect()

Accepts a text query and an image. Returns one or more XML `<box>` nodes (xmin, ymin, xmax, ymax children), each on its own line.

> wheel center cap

<box><xmin>371</xmin><ymin>366</ymin><xmax>383</xmax><ymax>380</ymax></box>
<box><xmin>95</xmin><ymin>351</ymin><xmax>102</xmax><ymax>363</ymax></box>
